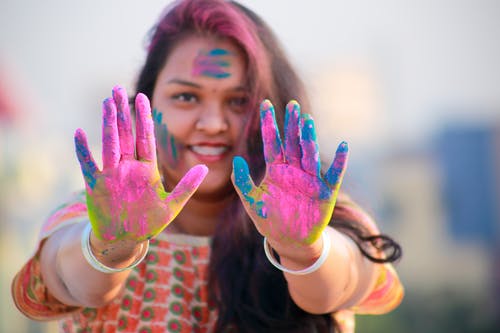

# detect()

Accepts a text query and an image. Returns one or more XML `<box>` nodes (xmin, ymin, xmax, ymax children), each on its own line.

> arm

<box><xmin>40</xmin><ymin>86</ymin><xmax>207</xmax><ymax>308</ymax></box>
<box><xmin>270</xmin><ymin>226</ymin><xmax>378</xmax><ymax>313</ymax></box>
<box><xmin>39</xmin><ymin>222</ymin><xmax>140</xmax><ymax>307</ymax></box>
<box><xmin>232</xmin><ymin>100</ymin><xmax>403</xmax><ymax>314</ymax></box>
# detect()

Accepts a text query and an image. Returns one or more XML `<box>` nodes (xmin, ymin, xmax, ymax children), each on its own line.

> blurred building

<box><xmin>435</xmin><ymin>123</ymin><xmax>500</xmax><ymax>246</ymax></box>
<box><xmin>435</xmin><ymin>122</ymin><xmax>500</xmax><ymax>319</ymax></box>
<box><xmin>376</xmin><ymin>120</ymin><xmax>500</xmax><ymax>330</ymax></box>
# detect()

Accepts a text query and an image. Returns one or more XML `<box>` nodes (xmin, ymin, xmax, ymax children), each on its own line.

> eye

<box><xmin>227</xmin><ymin>96</ymin><xmax>249</xmax><ymax>112</ymax></box>
<box><xmin>172</xmin><ymin>92</ymin><xmax>198</xmax><ymax>103</ymax></box>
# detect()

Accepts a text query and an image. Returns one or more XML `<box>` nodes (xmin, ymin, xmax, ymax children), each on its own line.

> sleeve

<box><xmin>331</xmin><ymin>255</ymin><xmax>404</xmax><ymax>333</ymax></box>
<box><xmin>11</xmin><ymin>191</ymin><xmax>88</xmax><ymax>320</ymax></box>
<box><xmin>332</xmin><ymin>195</ymin><xmax>405</xmax><ymax>316</ymax></box>
<box><xmin>351</xmin><ymin>263</ymin><xmax>404</xmax><ymax>315</ymax></box>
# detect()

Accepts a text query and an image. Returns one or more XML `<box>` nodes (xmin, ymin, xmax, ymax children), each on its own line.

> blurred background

<box><xmin>1</xmin><ymin>0</ymin><xmax>499</xmax><ymax>332</ymax></box>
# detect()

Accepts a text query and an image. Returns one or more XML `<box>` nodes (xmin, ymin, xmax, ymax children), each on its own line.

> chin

<box><xmin>194</xmin><ymin>176</ymin><xmax>235</xmax><ymax>201</ymax></box>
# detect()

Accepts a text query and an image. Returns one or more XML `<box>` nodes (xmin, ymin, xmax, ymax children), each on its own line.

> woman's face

<box><xmin>151</xmin><ymin>35</ymin><xmax>250</xmax><ymax>199</ymax></box>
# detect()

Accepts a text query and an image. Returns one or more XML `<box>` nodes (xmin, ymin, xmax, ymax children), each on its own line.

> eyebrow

<box><xmin>167</xmin><ymin>79</ymin><xmax>201</xmax><ymax>88</ymax></box>
<box><xmin>166</xmin><ymin>78</ymin><xmax>247</xmax><ymax>92</ymax></box>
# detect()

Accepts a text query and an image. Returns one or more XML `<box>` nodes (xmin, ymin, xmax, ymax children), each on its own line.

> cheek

<box><xmin>230</xmin><ymin>114</ymin><xmax>255</xmax><ymax>156</ymax></box>
<box><xmin>230</xmin><ymin>113</ymin><xmax>248</xmax><ymax>137</ymax></box>
<box><xmin>155</xmin><ymin>124</ymin><xmax>179</xmax><ymax>168</ymax></box>
<box><xmin>152</xmin><ymin>110</ymin><xmax>185</xmax><ymax>169</ymax></box>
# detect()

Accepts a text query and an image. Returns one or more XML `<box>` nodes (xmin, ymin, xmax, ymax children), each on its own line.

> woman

<box><xmin>12</xmin><ymin>0</ymin><xmax>404</xmax><ymax>332</ymax></box>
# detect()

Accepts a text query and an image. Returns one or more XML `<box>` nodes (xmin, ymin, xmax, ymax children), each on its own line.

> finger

<box><xmin>74</xmin><ymin>128</ymin><xmax>99</xmax><ymax>190</ymax></box>
<box><xmin>231</xmin><ymin>156</ymin><xmax>257</xmax><ymax>197</ymax></box>
<box><xmin>231</xmin><ymin>156</ymin><xmax>267</xmax><ymax>218</ymax></box>
<box><xmin>135</xmin><ymin>93</ymin><xmax>156</xmax><ymax>162</ymax></box>
<box><xmin>283</xmin><ymin>100</ymin><xmax>301</xmax><ymax>168</ymax></box>
<box><xmin>299</xmin><ymin>113</ymin><xmax>321</xmax><ymax>176</ymax></box>
<box><xmin>260</xmin><ymin>100</ymin><xmax>284</xmax><ymax>164</ymax></box>
<box><xmin>165</xmin><ymin>164</ymin><xmax>208</xmax><ymax>210</ymax></box>
<box><xmin>324</xmin><ymin>141</ymin><xmax>349</xmax><ymax>189</ymax></box>
<box><xmin>102</xmin><ymin>98</ymin><xmax>120</xmax><ymax>169</ymax></box>
<box><xmin>112</xmin><ymin>85</ymin><xmax>134</xmax><ymax>159</ymax></box>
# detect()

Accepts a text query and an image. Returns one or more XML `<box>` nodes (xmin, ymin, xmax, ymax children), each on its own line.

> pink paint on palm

<box><xmin>264</xmin><ymin>165</ymin><xmax>330</xmax><ymax>241</ymax></box>
<box><xmin>233</xmin><ymin>99</ymin><xmax>348</xmax><ymax>246</ymax></box>
<box><xmin>76</xmin><ymin>86</ymin><xmax>208</xmax><ymax>242</ymax></box>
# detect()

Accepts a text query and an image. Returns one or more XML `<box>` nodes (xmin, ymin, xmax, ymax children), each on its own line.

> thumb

<box><xmin>231</xmin><ymin>156</ymin><xmax>257</xmax><ymax>198</ymax></box>
<box><xmin>74</xmin><ymin>128</ymin><xmax>99</xmax><ymax>190</ymax></box>
<box><xmin>164</xmin><ymin>164</ymin><xmax>208</xmax><ymax>209</ymax></box>
<box><xmin>231</xmin><ymin>156</ymin><xmax>267</xmax><ymax>219</ymax></box>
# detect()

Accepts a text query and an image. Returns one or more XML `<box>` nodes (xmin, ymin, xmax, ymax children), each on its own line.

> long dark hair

<box><xmin>135</xmin><ymin>1</ymin><xmax>401</xmax><ymax>332</ymax></box>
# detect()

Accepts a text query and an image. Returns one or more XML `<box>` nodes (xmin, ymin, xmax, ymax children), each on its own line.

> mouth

<box><xmin>188</xmin><ymin>144</ymin><xmax>231</xmax><ymax>161</ymax></box>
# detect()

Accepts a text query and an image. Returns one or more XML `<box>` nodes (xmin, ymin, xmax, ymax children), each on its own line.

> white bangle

<box><xmin>81</xmin><ymin>223</ymin><xmax>149</xmax><ymax>274</ymax></box>
<box><xmin>263</xmin><ymin>230</ymin><xmax>331</xmax><ymax>275</ymax></box>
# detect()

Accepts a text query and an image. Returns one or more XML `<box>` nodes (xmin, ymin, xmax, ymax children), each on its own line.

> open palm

<box><xmin>75</xmin><ymin>86</ymin><xmax>207</xmax><ymax>242</ymax></box>
<box><xmin>232</xmin><ymin>100</ymin><xmax>348</xmax><ymax>246</ymax></box>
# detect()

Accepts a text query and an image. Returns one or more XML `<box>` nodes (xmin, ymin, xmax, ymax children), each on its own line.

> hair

<box><xmin>135</xmin><ymin>1</ymin><xmax>401</xmax><ymax>332</ymax></box>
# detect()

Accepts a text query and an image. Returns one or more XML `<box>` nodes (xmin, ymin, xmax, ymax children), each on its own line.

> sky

<box><xmin>2</xmin><ymin>0</ymin><xmax>499</xmax><ymax>149</ymax></box>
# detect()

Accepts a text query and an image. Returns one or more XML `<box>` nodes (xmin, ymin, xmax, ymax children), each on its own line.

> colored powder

<box><xmin>192</xmin><ymin>48</ymin><xmax>232</xmax><ymax>79</ymax></box>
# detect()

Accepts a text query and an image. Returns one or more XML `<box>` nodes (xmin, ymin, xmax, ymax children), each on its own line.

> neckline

<box><xmin>157</xmin><ymin>232</ymin><xmax>212</xmax><ymax>246</ymax></box>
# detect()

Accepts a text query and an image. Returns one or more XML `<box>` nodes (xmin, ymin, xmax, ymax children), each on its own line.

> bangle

<box><xmin>263</xmin><ymin>230</ymin><xmax>331</xmax><ymax>275</ymax></box>
<box><xmin>81</xmin><ymin>223</ymin><xmax>149</xmax><ymax>274</ymax></box>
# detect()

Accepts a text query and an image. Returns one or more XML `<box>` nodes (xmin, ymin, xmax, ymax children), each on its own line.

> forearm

<box><xmin>40</xmin><ymin>222</ymin><xmax>141</xmax><ymax>308</ymax></box>
<box><xmin>272</xmin><ymin>226</ymin><xmax>377</xmax><ymax>314</ymax></box>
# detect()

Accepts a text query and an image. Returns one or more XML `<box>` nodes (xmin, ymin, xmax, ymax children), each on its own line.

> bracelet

<box><xmin>263</xmin><ymin>230</ymin><xmax>331</xmax><ymax>275</ymax></box>
<box><xmin>81</xmin><ymin>223</ymin><xmax>149</xmax><ymax>274</ymax></box>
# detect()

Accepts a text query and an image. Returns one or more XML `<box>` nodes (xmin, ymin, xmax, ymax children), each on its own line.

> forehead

<box><xmin>161</xmin><ymin>35</ymin><xmax>246</xmax><ymax>79</ymax></box>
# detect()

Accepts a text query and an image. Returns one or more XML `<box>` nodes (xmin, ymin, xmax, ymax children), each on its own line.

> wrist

<box><xmin>264</xmin><ymin>229</ymin><xmax>331</xmax><ymax>275</ymax></box>
<box><xmin>82</xmin><ymin>224</ymin><xmax>149</xmax><ymax>273</ymax></box>
<box><xmin>266</xmin><ymin>234</ymin><xmax>324</xmax><ymax>268</ymax></box>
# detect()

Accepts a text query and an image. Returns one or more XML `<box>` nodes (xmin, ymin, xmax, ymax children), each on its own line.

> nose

<box><xmin>195</xmin><ymin>102</ymin><xmax>228</xmax><ymax>134</ymax></box>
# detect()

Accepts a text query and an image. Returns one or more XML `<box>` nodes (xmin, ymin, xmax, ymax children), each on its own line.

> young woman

<box><xmin>12</xmin><ymin>1</ymin><xmax>404</xmax><ymax>332</ymax></box>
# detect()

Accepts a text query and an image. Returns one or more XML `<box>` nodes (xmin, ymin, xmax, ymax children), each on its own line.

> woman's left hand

<box><xmin>232</xmin><ymin>100</ymin><xmax>348</xmax><ymax>247</ymax></box>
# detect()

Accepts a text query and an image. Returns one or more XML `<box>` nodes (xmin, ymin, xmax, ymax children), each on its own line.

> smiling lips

<box><xmin>188</xmin><ymin>143</ymin><xmax>230</xmax><ymax>162</ymax></box>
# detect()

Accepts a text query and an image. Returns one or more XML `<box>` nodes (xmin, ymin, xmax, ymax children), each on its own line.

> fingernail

<box><xmin>260</xmin><ymin>99</ymin><xmax>273</xmax><ymax>112</ymax></box>
<box><xmin>286</xmin><ymin>100</ymin><xmax>300</xmax><ymax>113</ymax></box>
<box><xmin>103</xmin><ymin>97</ymin><xmax>115</xmax><ymax>110</ymax></box>
<box><xmin>301</xmin><ymin>115</ymin><xmax>316</xmax><ymax>141</ymax></box>
<box><xmin>337</xmin><ymin>141</ymin><xmax>349</xmax><ymax>153</ymax></box>
<box><xmin>112</xmin><ymin>86</ymin><xmax>125</xmax><ymax>104</ymax></box>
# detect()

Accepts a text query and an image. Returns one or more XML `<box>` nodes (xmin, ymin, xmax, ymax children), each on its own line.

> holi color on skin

<box><xmin>192</xmin><ymin>48</ymin><xmax>232</xmax><ymax>79</ymax></box>
<box><xmin>354</xmin><ymin>264</ymin><xmax>405</xmax><ymax>314</ymax></box>
<box><xmin>152</xmin><ymin>108</ymin><xmax>178</xmax><ymax>167</ymax></box>
<box><xmin>232</xmin><ymin>100</ymin><xmax>349</xmax><ymax>245</ymax></box>
<box><xmin>75</xmin><ymin>86</ymin><xmax>208</xmax><ymax>242</ymax></box>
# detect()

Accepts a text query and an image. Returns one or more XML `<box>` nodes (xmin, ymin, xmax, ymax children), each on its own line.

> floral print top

<box><xmin>12</xmin><ymin>192</ymin><xmax>404</xmax><ymax>332</ymax></box>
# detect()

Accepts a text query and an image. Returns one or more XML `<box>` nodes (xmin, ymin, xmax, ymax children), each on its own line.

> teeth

<box><xmin>191</xmin><ymin>145</ymin><xmax>228</xmax><ymax>156</ymax></box>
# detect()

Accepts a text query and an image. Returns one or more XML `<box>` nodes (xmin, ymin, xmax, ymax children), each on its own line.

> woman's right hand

<box><xmin>74</xmin><ymin>85</ymin><xmax>207</xmax><ymax>243</ymax></box>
